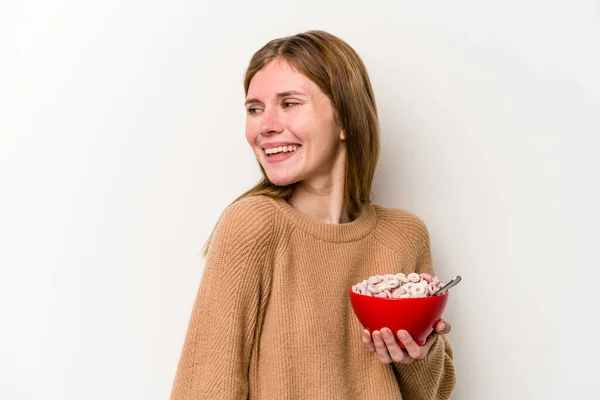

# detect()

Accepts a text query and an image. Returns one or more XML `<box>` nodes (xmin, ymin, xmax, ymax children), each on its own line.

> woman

<box><xmin>170</xmin><ymin>30</ymin><xmax>456</xmax><ymax>399</ymax></box>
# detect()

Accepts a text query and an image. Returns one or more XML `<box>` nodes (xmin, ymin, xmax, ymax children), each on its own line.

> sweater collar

<box><xmin>269</xmin><ymin>197</ymin><xmax>378</xmax><ymax>243</ymax></box>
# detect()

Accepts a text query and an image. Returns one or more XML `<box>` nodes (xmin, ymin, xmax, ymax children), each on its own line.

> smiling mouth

<box><xmin>264</xmin><ymin>145</ymin><xmax>299</xmax><ymax>156</ymax></box>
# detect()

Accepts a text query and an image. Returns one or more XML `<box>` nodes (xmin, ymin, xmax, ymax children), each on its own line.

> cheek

<box><xmin>287</xmin><ymin>114</ymin><xmax>307</xmax><ymax>135</ymax></box>
<box><xmin>245</xmin><ymin>119</ymin><xmax>259</xmax><ymax>145</ymax></box>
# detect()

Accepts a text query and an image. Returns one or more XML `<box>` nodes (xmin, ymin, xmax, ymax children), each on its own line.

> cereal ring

<box><xmin>367</xmin><ymin>284</ymin><xmax>378</xmax><ymax>295</ymax></box>
<box><xmin>385</xmin><ymin>277</ymin><xmax>400</xmax><ymax>288</ymax></box>
<box><xmin>427</xmin><ymin>282</ymin><xmax>438</xmax><ymax>294</ymax></box>
<box><xmin>375</xmin><ymin>282</ymin><xmax>389</xmax><ymax>292</ymax></box>
<box><xmin>419</xmin><ymin>273</ymin><xmax>432</xmax><ymax>283</ymax></box>
<box><xmin>410</xmin><ymin>282</ymin><xmax>428</xmax><ymax>297</ymax></box>
<box><xmin>407</xmin><ymin>272</ymin><xmax>421</xmax><ymax>283</ymax></box>
<box><xmin>395</xmin><ymin>273</ymin><xmax>409</xmax><ymax>283</ymax></box>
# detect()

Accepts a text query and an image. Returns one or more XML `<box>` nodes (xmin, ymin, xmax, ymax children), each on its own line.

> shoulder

<box><xmin>210</xmin><ymin>195</ymin><xmax>276</xmax><ymax>255</ymax></box>
<box><xmin>216</xmin><ymin>195</ymin><xmax>276</xmax><ymax>237</ymax></box>
<box><xmin>372</xmin><ymin>204</ymin><xmax>429</xmax><ymax>233</ymax></box>
<box><xmin>221</xmin><ymin>195</ymin><xmax>276</xmax><ymax>223</ymax></box>
<box><xmin>372</xmin><ymin>204</ymin><xmax>430</xmax><ymax>253</ymax></box>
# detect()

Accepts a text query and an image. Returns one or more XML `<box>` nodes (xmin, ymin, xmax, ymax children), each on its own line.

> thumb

<box><xmin>435</xmin><ymin>319</ymin><xmax>451</xmax><ymax>334</ymax></box>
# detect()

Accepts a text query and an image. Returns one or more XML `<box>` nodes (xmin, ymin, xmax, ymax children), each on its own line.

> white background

<box><xmin>2</xmin><ymin>0</ymin><xmax>599</xmax><ymax>399</ymax></box>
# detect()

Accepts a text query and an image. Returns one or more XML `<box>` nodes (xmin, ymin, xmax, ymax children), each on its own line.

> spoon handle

<box><xmin>431</xmin><ymin>275</ymin><xmax>462</xmax><ymax>296</ymax></box>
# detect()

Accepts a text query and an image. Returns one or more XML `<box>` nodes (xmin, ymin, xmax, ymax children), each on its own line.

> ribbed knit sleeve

<box><xmin>392</xmin><ymin>224</ymin><xmax>457</xmax><ymax>400</ymax></box>
<box><xmin>170</xmin><ymin>197</ymin><xmax>275</xmax><ymax>400</ymax></box>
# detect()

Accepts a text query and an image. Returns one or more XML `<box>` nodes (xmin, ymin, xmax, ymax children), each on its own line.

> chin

<box><xmin>265</xmin><ymin>171</ymin><xmax>300</xmax><ymax>187</ymax></box>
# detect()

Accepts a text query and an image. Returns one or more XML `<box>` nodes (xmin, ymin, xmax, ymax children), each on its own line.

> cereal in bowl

<box><xmin>352</xmin><ymin>273</ymin><xmax>443</xmax><ymax>298</ymax></box>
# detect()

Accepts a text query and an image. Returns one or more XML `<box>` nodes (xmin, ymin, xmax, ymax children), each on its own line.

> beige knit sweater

<box><xmin>170</xmin><ymin>195</ymin><xmax>456</xmax><ymax>399</ymax></box>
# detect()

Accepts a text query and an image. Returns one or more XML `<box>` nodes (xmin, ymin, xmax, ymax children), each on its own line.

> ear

<box><xmin>339</xmin><ymin>130</ymin><xmax>346</xmax><ymax>141</ymax></box>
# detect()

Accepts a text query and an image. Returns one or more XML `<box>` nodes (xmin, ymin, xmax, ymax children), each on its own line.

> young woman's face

<box><xmin>245</xmin><ymin>58</ymin><xmax>345</xmax><ymax>187</ymax></box>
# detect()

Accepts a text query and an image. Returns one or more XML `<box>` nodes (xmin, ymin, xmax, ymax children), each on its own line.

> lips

<box><xmin>262</xmin><ymin>142</ymin><xmax>301</xmax><ymax>150</ymax></box>
<box><xmin>263</xmin><ymin>146</ymin><xmax>300</xmax><ymax>163</ymax></box>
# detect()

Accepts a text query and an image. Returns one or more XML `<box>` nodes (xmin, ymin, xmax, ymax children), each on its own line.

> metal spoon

<box><xmin>429</xmin><ymin>275</ymin><xmax>462</xmax><ymax>296</ymax></box>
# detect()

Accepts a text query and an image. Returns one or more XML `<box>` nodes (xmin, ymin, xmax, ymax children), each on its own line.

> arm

<box><xmin>170</xmin><ymin>198</ymin><xmax>274</xmax><ymax>400</ymax></box>
<box><xmin>392</xmin><ymin>335</ymin><xmax>456</xmax><ymax>400</ymax></box>
<box><xmin>392</xmin><ymin>225</ymin><xmax>456</xmax><ymax>400</ymax></box>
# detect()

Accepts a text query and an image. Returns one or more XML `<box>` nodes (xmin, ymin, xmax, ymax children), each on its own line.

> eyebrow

<box><xmin>245</xmin><ymin>90</ymin><xmax>306</xmax><ymax>106</ymax></box>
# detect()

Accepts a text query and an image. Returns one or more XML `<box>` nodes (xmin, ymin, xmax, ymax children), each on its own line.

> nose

<box><xmin>259</xmin><ymin>108</ymin><xmax>284</xmax><ymax>136</ymax></box>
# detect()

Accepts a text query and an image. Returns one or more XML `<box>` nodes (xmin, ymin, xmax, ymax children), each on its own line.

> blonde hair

<box><xmin>202</xmin><ymin>30</ymin><xmax>380</xmax><ymax>255</ymax></box>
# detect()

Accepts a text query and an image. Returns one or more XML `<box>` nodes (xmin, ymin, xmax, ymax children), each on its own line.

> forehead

<box><xmin>247</xmin><ymin>58</ymin><xmax>318</xmax><ymax>98</ymax></box>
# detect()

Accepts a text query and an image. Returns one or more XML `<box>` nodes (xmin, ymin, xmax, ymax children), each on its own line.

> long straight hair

<box><xmin>202</xmin><ymin>30</ymin><xmax>380</xmax><ymax>255</ymax></box>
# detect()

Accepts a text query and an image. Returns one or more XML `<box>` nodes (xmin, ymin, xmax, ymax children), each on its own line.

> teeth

<box><xmin>264</xmin><ymin>145</ymin><xmax>298</xmax><ymax>155</ymax></box>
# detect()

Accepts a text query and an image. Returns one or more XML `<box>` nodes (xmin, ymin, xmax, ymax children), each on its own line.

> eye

<box><xmin>283</xmin><ymin>102</ymin><xmax>299</xmax><ymax>108</ymax></box>
<box><xmin>246</xmin><ymin>107</ymin><xmax>261</xmax><ymax>115</ymax></box>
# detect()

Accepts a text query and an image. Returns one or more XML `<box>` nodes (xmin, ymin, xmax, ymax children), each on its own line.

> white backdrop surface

<box><xmin>2</xmin><ymin>0</ymin><xmax>599</xmax><ymax>399</ymax></box>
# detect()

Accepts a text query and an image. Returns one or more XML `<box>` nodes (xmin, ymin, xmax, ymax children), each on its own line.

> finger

<box><xmin>397</xmin><ymin>330</ymin><xmax>425</xmax><ymax>360</ymax></box>
<box><xmin>361</xmin><ymin>329</ymin><xmax>375</xmax><ymax>352</ymax></box>
<box><xmin>422</xmin><ymin>332</ymin><xmax>439</xmax><ymax>352</ymax></box>
<box><xmin>372</xmin><ymin>330</ymin><xmax>393</xmax><ymax>364</ymax></box>
<box><xmin>435</xmin><ymin>319</ymin><xmax>451</xmax><ymax>334</ymax></box>
<box><xmin>380</xmin><ymin>328</ymin><xmax>408</xmax><ymax>364</ymax></box>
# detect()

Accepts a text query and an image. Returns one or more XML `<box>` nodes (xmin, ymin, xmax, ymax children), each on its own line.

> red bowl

<box><xmin>349</xmin><ymin>288</ymin><xmax>449</xmax><ymax>347</ymax></box>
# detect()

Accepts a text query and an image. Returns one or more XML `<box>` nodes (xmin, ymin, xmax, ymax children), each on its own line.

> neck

<box><xmin>287</xmin><ymin>184</ymin><xmax>350</xmax><ymax>224</ymax></box>
<box><xmin>287</xmin><ymin>146</ymin><xmax>351</xmax><ymax>224</ymax></box>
